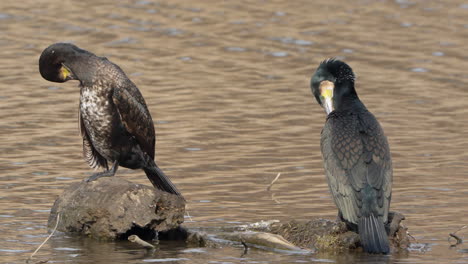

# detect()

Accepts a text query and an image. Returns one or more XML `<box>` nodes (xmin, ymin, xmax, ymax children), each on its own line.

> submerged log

<box><xmin>218</xmin><ymin>231</ymin><xmax>308</xmax><ymax>252</ymax></box>
<box><xmin>48</xmin><ymin>177</ymin><xmax>185</xmax><ymax>240</ymax></box>
<box><xmin>185</xmin><ymin>211</ymin><xmax>409</xmax><ymax>253</ymax></box>
<box><xmin>268</xmin><ymin>211</ymin><xmax>409</xmax><ymax>252</ymax></box>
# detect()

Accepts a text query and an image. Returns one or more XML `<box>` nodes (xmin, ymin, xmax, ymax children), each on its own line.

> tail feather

<box><xmin>358</xmin><ymin>214</ymin><xmax>390</xmax><ymax>254</ymax></box>
<box><xmin>143</xmin><ymin>162</ymin><xmax>183</xmax><ymax>198</ymax></box>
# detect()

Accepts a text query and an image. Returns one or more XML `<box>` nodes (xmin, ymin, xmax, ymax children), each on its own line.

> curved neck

<box><xmin>66</xmin><ymin>54</ymin><xmax>99</xmax><ymax>86</ymax></box>
<box><xmin>333</xmin><ymin>82</ymin><xmax>366</xmax><ymax>112</ymax></box>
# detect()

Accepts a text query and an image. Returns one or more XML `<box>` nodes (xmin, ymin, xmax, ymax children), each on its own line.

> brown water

<box><xmin>1</xmin><ymin>0</ymin><xmax>467</xmax><ymax>263</ymax></box>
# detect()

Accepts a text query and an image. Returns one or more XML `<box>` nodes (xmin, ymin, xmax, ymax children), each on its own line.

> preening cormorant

<box><xmin>39</xmin><ymin>43</ymin><xmax>182</xmax><ymax>197</ymax></box>
<box><xmin>310</xmin><ymin>59</ymin><xmax>392</xmax><ymax>253</ymax></box>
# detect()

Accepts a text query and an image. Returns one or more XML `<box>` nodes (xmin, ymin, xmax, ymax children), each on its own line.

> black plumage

<box><xmin>310</xmin><ymin>59</ymin><xmax>392</xmax><ymax>253</ymax></box>
<box><xmin>39</xmin><ymin>43</ymin><xmax>182</xmax><ymax>197</ymax></box>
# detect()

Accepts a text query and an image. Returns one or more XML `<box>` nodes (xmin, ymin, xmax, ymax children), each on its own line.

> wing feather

<box><xmin>321</xmin><ymin>111</ymin><xmax>392</xmax><ymax>224</ymax></box>
<box><xmin>112</xmin><ymin>81</ymin><xmax>156</xmax><ymax>159</ymax></box>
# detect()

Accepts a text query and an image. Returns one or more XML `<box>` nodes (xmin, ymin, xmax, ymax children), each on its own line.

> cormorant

<box><xmin>39</xmin><ymin>43</ymin><xmax>182</xmax><ymax>197</ymax></box>
<box><xmin>310</xmin><ymin>59</ymin><xmax>392</xmax><ymax>253</ymax></box>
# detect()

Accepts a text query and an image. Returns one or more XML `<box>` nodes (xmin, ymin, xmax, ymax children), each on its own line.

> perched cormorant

<box><xmin>39</xmin><ymin>43</ymin><xmax>182</xmax><ymax>197</ymax></box>
<box><xmin>310</xmin><ymin>59</ymin><xmax>392</xmax><ymax>254</ymax></box>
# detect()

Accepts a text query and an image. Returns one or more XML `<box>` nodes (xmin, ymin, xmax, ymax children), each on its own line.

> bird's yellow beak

<box><xmin>60</xmin><ymin>64</ymin><xmax>72</xmax><ymax>81</ymax></box>
<box><xmin>319</xmin><ymin>80</ymin><xmax>334</xmax><ymax>115</ymax></box>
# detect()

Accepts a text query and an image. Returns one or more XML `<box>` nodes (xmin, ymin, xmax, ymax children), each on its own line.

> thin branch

<box><xmin>454</xmin><ymin>225</ymin><xmax>467</xmax><ymax>234</ymax></box>
<box><xmin>449</xmin><ymin>233</ymin><xmax>463</xmax><ymax>246</ymax></box>
<box><xmin>128</xmin><ymin>235</ymin><xmax>156</xmax><ymax>249</ymax></box>
<box><xmin>240</xmin><ymin>239</ymin><xmax>249</xmax><ymax>256</ymax></box>
<box><xmin>271</xmin><ymin>193</ymin><xmax>281</xmax><ymax>204</ymax></box>
<box><xmin>27</xmin><ymin>213</ymin><xmax>60</xmax><ymax>263</ymax></box>
<box><xmin>407</xmin><ymin>231</ymin><xmax>417</xmax><ymax>242</ymax></box>
<box><xmin>448</xmin><ymin>225</ymin><xmax>466</xmax><ymax>246</ymax></box>
<box><xmin>266</xmin><ymin>173</ymin><xmax>281</xmax><ymax>191</ymax></box>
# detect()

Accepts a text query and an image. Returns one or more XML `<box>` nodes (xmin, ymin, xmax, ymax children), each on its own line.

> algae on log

<box><xmin>48</xmin><ymin>177</ymin><xmax>185</xmax><ymax>240</ymax></box>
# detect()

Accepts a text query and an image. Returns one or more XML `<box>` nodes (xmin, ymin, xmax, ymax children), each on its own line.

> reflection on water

<box><xmin>0</xmin><ymin>0</ymin><xmax>467</xmax><ymax>263</ymax></box>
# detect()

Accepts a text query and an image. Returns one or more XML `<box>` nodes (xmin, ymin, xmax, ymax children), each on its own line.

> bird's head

<box><xmin>310</xmin><ymin>58</ymin><xmax>357</xmax><ymax>115</ymax></box>
<box><xmin>39</xmin><ymin>43</ymin><xmax>90</xmax><ymax>83</ymax></box>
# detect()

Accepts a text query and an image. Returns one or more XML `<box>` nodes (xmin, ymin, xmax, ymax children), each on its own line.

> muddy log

<box><xmin>48</xmin><ymin>177</ymin><xmax>185</xmax><ymax>240</ymax></box>
<box><xmin>269</xmin><ymin>211</ymin><xmax>409</xmax><ymax>252</ymax></box>
<box><xmin>185</xmin><ymin>212</ymin><xmax>410</xmax><ymax>253</ymax></box>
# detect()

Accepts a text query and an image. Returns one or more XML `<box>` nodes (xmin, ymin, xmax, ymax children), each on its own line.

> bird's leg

<box><xmin>86</xmin><ymin>161</ymin><xmax>119</xmax><ymax>182</ymax></box>
<box><xmin>336</xmin><ymin>211</ymin><xmax>355</xmax><ymax>232</ymax></box>
<box><xmin>336</xmin><ymin>211</ymin><xmax>345</xmax><ymax>223</ymax></box>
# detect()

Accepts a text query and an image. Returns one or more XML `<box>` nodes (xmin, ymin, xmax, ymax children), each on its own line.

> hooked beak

<box><xmin>319</xmin><ymin>80</ymin><xmax>334</xmax><ymax>115</ymax></box>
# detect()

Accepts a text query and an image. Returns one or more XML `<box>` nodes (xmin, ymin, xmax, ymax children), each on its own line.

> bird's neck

<box><xmin>68</xmin><ymin>55</ymin><xmax>100</xmax><ymax>86</ymax></box>
<box><xmin>333</xmin><ymin>84</ymin><xmax>366</xmax><ymax>112</ymax></box>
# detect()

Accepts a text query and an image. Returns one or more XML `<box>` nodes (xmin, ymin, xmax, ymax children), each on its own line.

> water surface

<box><xmin>0</xmin><ymin>0</ymin><xmax>467</xmax><ymax>263</ymax></box>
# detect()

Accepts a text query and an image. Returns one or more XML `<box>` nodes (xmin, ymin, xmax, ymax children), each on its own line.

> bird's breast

<box><xmin>80</xmin><ymin>86</ymin><xmax>120</xmax><ymax>159</ymax></box>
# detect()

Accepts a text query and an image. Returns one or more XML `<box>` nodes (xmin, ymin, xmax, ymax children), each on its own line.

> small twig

<box><xmin>240</xmin><ymin>239</ymin><xmax>249</xmax><ymax>256</ymax></box>
<box><xmin>453</xmin><ymin>225</ymin><xmax>467</xmax><ymax>234</ymax></box>
<box><xmin>448</xmin><ymin>225</ymin><xmax>466</xmax><ymax>246</ymax></box>
<box><xmin>266</xmin><ymin>173</ymin><xmax>281</xmax><ymax>191</ymax></box>
<box><xmin>128</xmin><ymin>235</ymin><xmax>156</xmax><ymax>249</ymax></box>
<box><xmin>407</xmin><ymin>231</ymin><xmax>417</xmax><ymax>242</ymax></box>
<box><xmin>271</xmin><ymin>193</ymin><xmax>281</xmax><ymax>204</ymax></box>
<box><xmin>27</xmin><ymin>214</ymin><xmax>60</xmax><ymax>263</ymax></box>
<box><xmin>186</xmin><ymin>210</ymin><xmax>193</xmax><ymax>222</ymax></box>
<box><xmin>449</xmin><ymin>233</ymin><xmax>463</xmax><ymax>246</ymax></box>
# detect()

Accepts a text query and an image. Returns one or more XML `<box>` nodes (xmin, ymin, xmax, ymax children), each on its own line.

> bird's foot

<box><xmin>85</xmin><ymin>170</ymin><xmax>115</xmax><ymax>182</ymax></box>
<box><xmin>86</xmin><ymin>161</ymin><xmax>119</xmax><ymax>183</ymax></box>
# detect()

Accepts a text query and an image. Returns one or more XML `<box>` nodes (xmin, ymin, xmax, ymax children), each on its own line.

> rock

<box><xmin>48</xmin><ymin>177</ymin><xmax>185</xmax><ymax>240</ymax></box>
